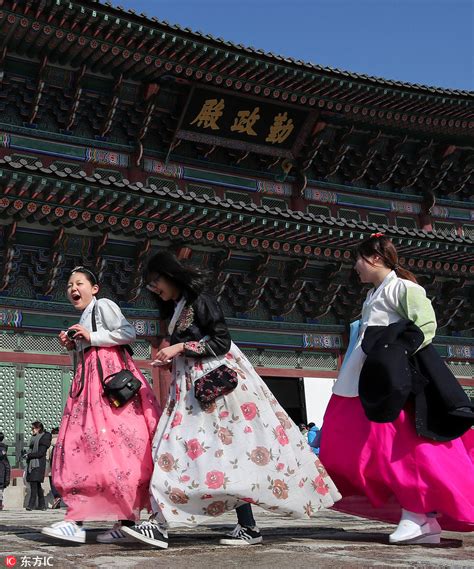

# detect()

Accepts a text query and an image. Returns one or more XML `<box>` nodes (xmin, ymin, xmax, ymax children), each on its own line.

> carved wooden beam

<box><xmin>0</xmin><ymin>221</ymin><xmax>17</xmax><ymax>292</ymax></box>
<box><xmin>43</xmin><ymin>227</ymin><xmax>66</xmax><ymax>296</ymax></box>
<box><xmin>128</xmin><ymin>238</ymin><xmax>151</xmax><ymax>302</ymax></box>
<box><xmin>66</xmin><ymin>64</ymin><xmax>86</xmax><ymax>131</ymax></box>
<box><xmin>100</xmin><ymin>73</ymin><xmax>123</xmax><ymax>137</ymax></box>
<box><xmin>28</xmin><ymin>55</ymin><xmax>48</xmax><ymax>124</ymax></box>
<box><xmin>135</xmin><ymin>83</ymin><xmax>160</xmax><ymax>166</ymax></box>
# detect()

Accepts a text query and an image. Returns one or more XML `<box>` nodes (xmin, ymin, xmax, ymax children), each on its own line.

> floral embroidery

<box><xmin>113</xmin><ymin>424</ymin><xmax>146</xmax><ymax>458</ymax></box>
<box><xmin>248</xmin><ymin>446</ymin><xmax>271</xmax><ymax>466</ymax></box>
<box><xmin>184</xmin><ymin>340</ymin><xmax>207</xmax><ymax>355</ymax></box>
<box><xmin>80</xmin><ymin>428</ymin><xmax>109</xmax><ymax>463</ymax></box>
<box><xmin>276</xmin><ymin>411</ymin><xmax>292</xmax><ymax>430</ymax></box>
<box><xmin>274</xmin><ymin>425</ymin><xmax>289</xmax><ymax>446</ymax></box>
<box><xmin>149</xmin><ymin>342</ymin><xmax>340</xmax><ymax>525</ymax></box>
<box><xmin>168</xmin><ymin>487</ymin><xmax>189</xmax><ymax>504</ymax></box>
<box><xmin>204</xmin><ymin>500</ymin><xmax>226</xmax><ymax>516</ymax></box>
<box><xmin>269</xmin><ymin>478</ymin><xmax>289</xmax><ymax>500</ymax></box>
<box><xmin>171</xmin><ymin>411</ymin><xmax>183</xmax><ymax>428</ymax></box>
<box><xmin>158</xmin><ymin>453</ymin><xmax>176</xmax><ymax>472</ymax></box>
<box><xmin>312</xmin><ymin>475</ymin><xmax>330</xmax><ymax>495</ymax></box>
<box><xmin>51</xmin><ymin>344</ymin><xmax>160</xmax><ymax>521</ymax></box>
<box><xmin>176</xmin><ymin>305</ymin><xmax>195</xmax><ymax>332</ymax></box>
<box><xmin>205</xmin><ymin>470</ymin><xmax>226</xmax><ymax>489</ymax></box>
<box><xmin>218</xmin><ymin>427</ymin><xmax>233</xmax><ymax>445</ymax></box>
<box><xmin>241</xmin><ymin>402</ymin><xmax>258</xmax><ymax>421</ymax></box>
<box><xmin>185</xmin><ymin>438</ymin><xmax>206</xmax><ymax>460</ymax></box>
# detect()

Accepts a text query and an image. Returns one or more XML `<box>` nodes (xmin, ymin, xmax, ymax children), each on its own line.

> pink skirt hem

<box><xmin>320</xmin><ymin>395</ymin><xmax>474</xmax><ymax>532</ymax></box>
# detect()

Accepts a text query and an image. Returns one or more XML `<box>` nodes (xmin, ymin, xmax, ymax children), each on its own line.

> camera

<box><xmin>66</xmin><ymin>329</ymin><xmax>77</xmax><ymax>340</ymax></box>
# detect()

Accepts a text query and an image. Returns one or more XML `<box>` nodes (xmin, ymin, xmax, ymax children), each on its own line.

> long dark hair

<box><xmin>144</xmin><ymin>250</ymin><xmax>209</xmax><ymax>319</ymax></box>
<box><xmin>356</xmin><ymin>235</ymin><xmax>417</xmax><ymax>284</ymax></box>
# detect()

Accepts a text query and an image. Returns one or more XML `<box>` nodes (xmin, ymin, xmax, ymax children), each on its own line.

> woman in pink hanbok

<box><xmin>41</xmin><ymin>267</ymin><xmax>161</xmax><ymax>544</ymax></box>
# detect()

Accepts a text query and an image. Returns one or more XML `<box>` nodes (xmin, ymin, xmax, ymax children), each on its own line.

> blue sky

<box><xmin>112</xmin><ymin>0</ymin><xmax>473</xmax><ymax>90</ymax></box>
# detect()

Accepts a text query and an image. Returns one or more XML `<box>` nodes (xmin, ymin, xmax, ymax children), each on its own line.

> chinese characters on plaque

<box><xmin>180</xmin><ymin>88</ymin><xmax>309</xmax><ymax>155</ymax></box>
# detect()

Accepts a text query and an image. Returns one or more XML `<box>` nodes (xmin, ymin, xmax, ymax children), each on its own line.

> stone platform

<box><xmin>0</xmin><ymin>508</ymin><xmax>472</xmax><ymax>568</ymax></box>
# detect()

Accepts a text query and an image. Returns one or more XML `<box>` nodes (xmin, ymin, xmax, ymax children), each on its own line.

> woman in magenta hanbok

<box><xmin>320</xmin><ymin>235</ymin><xmax>474</xmax><ymax>544</ymax></box>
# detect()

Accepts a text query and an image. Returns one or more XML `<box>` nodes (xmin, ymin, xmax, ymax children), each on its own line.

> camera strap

<box><xmin>91</xmin><ymin>304</ymin><xmax>130</xmax><ymax>390</ymax></box>
<box><xmin>70</xmin><ymin>302</ymin><xmax>129</xmax><ymax>397</ymax></box>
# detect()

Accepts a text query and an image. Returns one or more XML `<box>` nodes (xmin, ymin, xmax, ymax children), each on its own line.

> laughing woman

<box><xmin>41</xmin><ymin>266</ymin><xmax>161</xmax><ymax>544</ymax></box>
<box><xmin>122</xmin><ymin>251</ymin><xmax>341</xmax><ymax>549</ymax></box>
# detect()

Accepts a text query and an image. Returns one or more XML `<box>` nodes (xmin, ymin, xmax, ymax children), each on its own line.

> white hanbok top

<box><xmin>333</xmin><ymin>271</ymin><xmax>436</xmax><ymax>397</ymax></box>
<box><xmin>73</xmin><ymin>297</ymin><xmax>136</xmax><ymax>351</ymax></box>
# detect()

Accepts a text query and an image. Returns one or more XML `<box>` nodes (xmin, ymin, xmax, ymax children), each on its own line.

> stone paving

<box><xmin>0</xmin><ymin>508</ymin><xmax>473</xmax><ymax>568</ymax></box>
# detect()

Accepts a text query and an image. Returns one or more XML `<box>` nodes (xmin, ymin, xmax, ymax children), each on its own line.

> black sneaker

<box><xmin>219</xmin><ymin>524</ymin><xmax>263</xmax><ymax>546</ymax></box>
<box><xmin>121</xmin><ymin>518</ymin><xmax>169</xmax><ymax>549</ymax></box>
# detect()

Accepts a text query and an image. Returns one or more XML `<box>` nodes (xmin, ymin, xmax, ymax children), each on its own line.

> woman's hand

<box><xmin>152</xmin><ymin>343</ymin><xmax>184</xmax><ymax>366</ymax></box>
<box><xmin>59</xmin><ymin>331</ymin><xmax>76</xmax><ymax>351</ymax></box>
<box><xmin>66</xmin><ymin>324</ymin><xmax>91</xmax><ymax>343</ymax></box>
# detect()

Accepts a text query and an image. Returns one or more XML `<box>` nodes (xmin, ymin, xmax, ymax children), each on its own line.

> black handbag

<box><xmin>100</xmin><ymin>368</ymin><xmax>142</xmax><ymax>408</ymax></box>
<box><xmin>70</xmin><ymin>304</ymin><xmax>141</xmax><ymax>407</ymax></box>
<box><xmin>193</xmin><ymin>341</ymin><xmax>238</xmax><ymax>404</ymax></box>
<box><xmin>194</xmin><ymin>364</ymin><xmax>238</xmax><ymax>403</ymax></box>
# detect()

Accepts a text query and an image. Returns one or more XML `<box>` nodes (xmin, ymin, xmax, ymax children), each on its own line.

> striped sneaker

<box><xmin>219</xmin><ymin>524</ymin><xmax>263</xmax><ymax>546</ymax></box>
<box><xmin>42</xmin><ymin>520</ymin><xmax>86</xmax><ymax>544</ymax></box>
<box><xmin>121</xmin><ymin>518</ymin><xmax>169</xmax><ymax>549</ymax></box>
<box><xmin>96</xmin><ymin>523</ymin><xmax>136</xmax><ymax>544</ymax></box>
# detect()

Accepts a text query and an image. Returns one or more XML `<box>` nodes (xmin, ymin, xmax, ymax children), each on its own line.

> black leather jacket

<box><xmin>170</xmin><ymin>293</ymin><xmax>231</xmax><ymax>358</ymax></box>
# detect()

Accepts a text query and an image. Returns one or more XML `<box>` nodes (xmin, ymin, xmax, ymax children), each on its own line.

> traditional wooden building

<box><xmin>0</xmin><ymin>0</ymin><xmax>472</xmax><ymax>466</ymax></box>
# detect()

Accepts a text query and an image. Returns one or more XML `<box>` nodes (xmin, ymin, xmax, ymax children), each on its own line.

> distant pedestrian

<box><xmin>25</xmin><ymin>422</ymin><xmax>51</xmax><ymax>511</ymax></box>
<box><xmin>298</xmin><ymin>423</ymin><xmax>309</xmax><ymax>436</ymax></box>
<box><xmin>307</xmin><ymin>423</ymin><xmax>321</xmax><ymax>456</ymax></box>
<box><xmin>0</xmin><ymin>431</ymin><xmax>11</xmax><ymax>511</ymax></box>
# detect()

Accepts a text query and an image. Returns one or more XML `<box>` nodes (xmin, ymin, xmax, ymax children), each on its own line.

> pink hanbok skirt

<box><xmin>320</xmin><ymin>395</ymin><xmax>474</xmax><ymax>532</ymax></box>
<box><xmin>53</xmin><ymin>346</ymin><xmax>161</xmax><ymax>522</ymax></box>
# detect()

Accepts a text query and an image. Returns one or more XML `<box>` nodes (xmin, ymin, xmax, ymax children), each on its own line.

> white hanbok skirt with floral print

<box><xmin>150</xmin><ymin>342</ymin><xmax>341</xmax><ymax>527</ymax></box>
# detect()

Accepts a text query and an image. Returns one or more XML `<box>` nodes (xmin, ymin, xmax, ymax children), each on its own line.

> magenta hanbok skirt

<box><xmin>53</xmin><ymin>346</ymin><xmax>161</xmax><ymax>522</ymax></box>
<box><xmin>320</xmin><ymin>395</ymin><xmax>474</xmax><ymax>532</ymax></box>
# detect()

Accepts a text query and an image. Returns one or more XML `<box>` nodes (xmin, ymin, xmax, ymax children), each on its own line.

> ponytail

<box><xmin>357</xmin><ymin>234</ymin><xmax>418</xmax><ymax>284</ymax></box>
<box><xmin>394</xmin><ymin>266</ymin><xmax>417</xmax><ymax>284</ymax></box>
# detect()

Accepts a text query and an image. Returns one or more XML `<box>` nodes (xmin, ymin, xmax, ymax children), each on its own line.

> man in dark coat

<box><xmin>25</xmin><ymin>422</ymin><xmax>52</xmax><ymax>511</ymax></box>
<box><xmin>0</xmin><ymin>431</ymin><xmax>11</xmax><ymax>510</ymax></box>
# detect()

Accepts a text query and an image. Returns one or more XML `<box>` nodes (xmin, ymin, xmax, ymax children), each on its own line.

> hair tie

<box><xmin>370</xmin><ymin>232</ymin><xmax>385</xmax><ymax>238</ymax></box>
<box><xmin>393</xmin><ymin>264</ymin><xmax>399</xmax><ymax>270</ymax></box>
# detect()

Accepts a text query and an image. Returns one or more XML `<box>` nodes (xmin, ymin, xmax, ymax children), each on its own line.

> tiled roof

<box><xmin>2</xmin><ymin>154</ymin><xmax>472</xmax><ymax>247</ymax></box>
<box><xmin>98</xmin><ymin>1</ymin><xmax>473</xmax><ymax>98</ymax></box>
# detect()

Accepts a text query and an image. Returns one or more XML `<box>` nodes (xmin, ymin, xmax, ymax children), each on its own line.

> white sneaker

<box><xmin>42</xmin><ymin>520</ymin><xmax>86</xmax><ymax>544</ymax></box>
<box><xmin>389</xmin><ymin>510</ymin><xmax>441</xmax><ymax>544</ymax></box>
<box><xmin>96</xmin><ymin>523</ymin><xmax>136</xmax><ymax>544</ymax></box>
